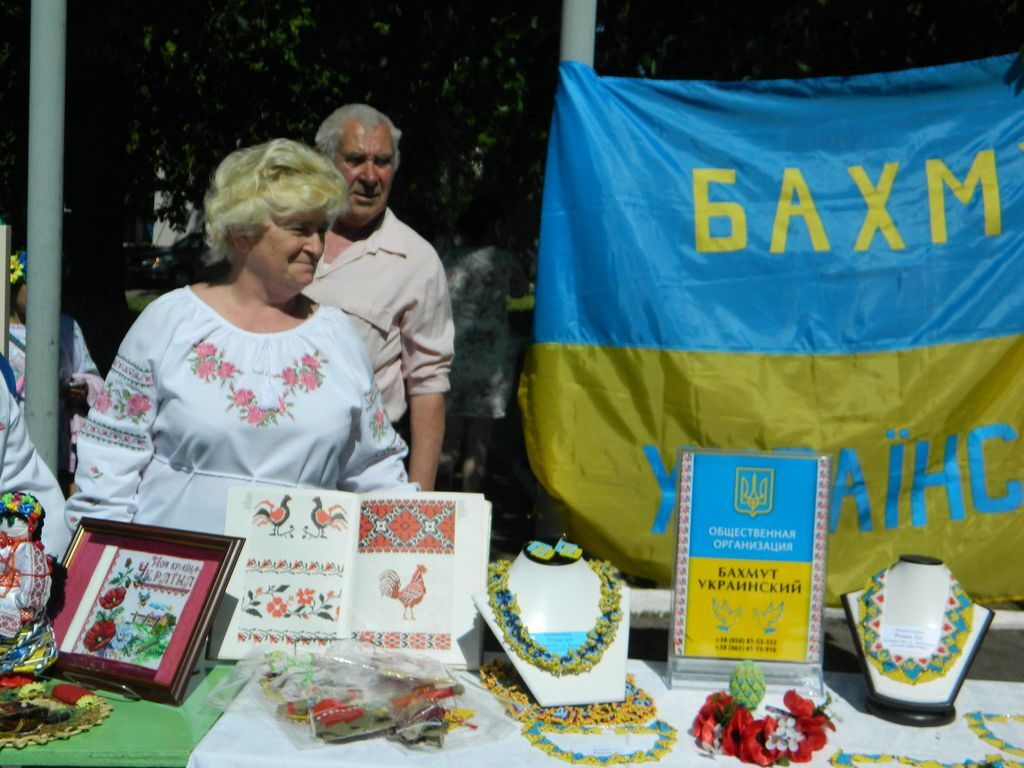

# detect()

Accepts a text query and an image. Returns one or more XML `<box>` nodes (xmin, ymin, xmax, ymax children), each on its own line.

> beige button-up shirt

<box><xmin>304</xmin><ymin>209</ymin><xmax>453</xmax><ymax>422</ymax></box>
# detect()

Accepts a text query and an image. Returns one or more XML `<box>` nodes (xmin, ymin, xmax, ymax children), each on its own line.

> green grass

<box><xmin>508</xmin><ymin>293</ymin><xmax>534</xmax><ymax>313</ymax></box>
<box><xmin>126</xmin><ymin>292</ymin><xmax>162</xmax><ymax>314</ymax></box>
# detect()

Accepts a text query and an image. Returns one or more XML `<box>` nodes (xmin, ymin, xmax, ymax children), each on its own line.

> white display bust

<box><xmin>843</xmin><ymin>554</ymin><xmax>992</xmax><ymax>726</ymax></box>
<box><xmin>473</xmin><ymin>544</ymin><xmax>630</xmax><ymax>707</ymax></box>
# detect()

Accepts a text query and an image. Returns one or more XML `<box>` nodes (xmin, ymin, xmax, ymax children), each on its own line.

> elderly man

<box><xmin>305</xmin><ymin>104</ymin><xmax>453</xmax><ymax>491</ymax></box>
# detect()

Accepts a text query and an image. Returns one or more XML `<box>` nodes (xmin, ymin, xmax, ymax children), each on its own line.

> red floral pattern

<box><xmin>99</xmin><ymin>587</ymin><xmax>126</xmax><ymax>609</ymax></box>
<box><xmin>83</xmin><ymin>620</ymin><xmax>117</xmax><ymax>652</ymax></box>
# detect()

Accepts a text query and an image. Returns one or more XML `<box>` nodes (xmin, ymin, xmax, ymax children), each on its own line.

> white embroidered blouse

<box><xmin>66</xmin><ymin>288</ymin><xmax>414</xmax><ymax>536</ymax></box>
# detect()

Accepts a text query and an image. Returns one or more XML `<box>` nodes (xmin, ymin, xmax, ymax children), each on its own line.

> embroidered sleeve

<box><xmin>337</xmin><ymin>383</ymin><xmax>416</xmax><ymax>493</ymax></box>
<box><xmin>67</xmin><ymin>344</ymin><xmax>158</xmax><ymax>527</ymax></box>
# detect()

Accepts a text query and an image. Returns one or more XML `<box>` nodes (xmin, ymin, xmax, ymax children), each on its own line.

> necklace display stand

<box><xmin>473</xmin><ymin>543</ymin><xmax>630</xmax><ymax>707</ymax></box>
<box><xmin>842</xmin><ymin>554</ymin><xmax>992</xmax><ymax>727</ymax></box>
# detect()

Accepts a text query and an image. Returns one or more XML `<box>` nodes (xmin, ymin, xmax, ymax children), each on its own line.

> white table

<box><xmin>188</xmin><ymin>661</ymin><xmax>1024</xmax><ymax>767</ymax></box>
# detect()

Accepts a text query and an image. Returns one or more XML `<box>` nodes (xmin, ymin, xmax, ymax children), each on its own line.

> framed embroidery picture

<box><xmin>52</xmin><ymin>519</ymin><xmax>242</xmax><ymax>705</ymax></box>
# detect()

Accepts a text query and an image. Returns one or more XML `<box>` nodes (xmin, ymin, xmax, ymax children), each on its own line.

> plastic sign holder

<box><xmin>668</xmin><ymin>449</ymin><xmax>831</xmax><ymax>695</ymax></box>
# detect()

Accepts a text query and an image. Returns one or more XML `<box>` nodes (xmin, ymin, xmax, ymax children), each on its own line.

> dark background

<box><xmin>0</xmin><ymin>1</ymin><xmax>1020</xmax><ymax>371</ymax></box>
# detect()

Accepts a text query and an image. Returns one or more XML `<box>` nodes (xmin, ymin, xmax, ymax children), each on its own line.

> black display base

<box><xmin>865</xmin><ymin>693</ymin><xmax>956</xmax><ymax>727</ymax></box>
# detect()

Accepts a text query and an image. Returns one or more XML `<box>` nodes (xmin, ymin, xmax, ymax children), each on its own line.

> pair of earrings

<box><xmin>526</xmin><ymin>538</ymin><xmax>582</xmax><ymax>562</ymax></box>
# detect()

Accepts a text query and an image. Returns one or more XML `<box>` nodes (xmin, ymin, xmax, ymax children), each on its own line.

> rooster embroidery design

<box><xmin>378</xmin><ymin>564</ymin><xmax>427</xmax><ymax>620</ymax></box>
<box><xmin>252</xmin><ymin>495</ymin><xmax>294</xmax><ymax>537</ymax></box>
<box><xmin>303</xmin><ymin>496</ymin><xmax>347</xmax><ymax>539</ymax></box>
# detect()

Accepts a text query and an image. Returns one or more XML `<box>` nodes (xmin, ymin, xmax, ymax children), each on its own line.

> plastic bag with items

<box><xmin>208</xmin><ymin>638</ymin><xmax>507</xmax><ymax>750</ymax></box>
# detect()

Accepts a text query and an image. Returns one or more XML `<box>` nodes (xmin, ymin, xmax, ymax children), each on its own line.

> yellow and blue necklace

<box><xmin>487</xmin><ymin>558</ymin><xmax>622</xmax><ymax>676</ymax></box>
<box><xmin>858</xmin><ymin>568</ymin><xmax>972</xmax><ymax>685</ymax></box>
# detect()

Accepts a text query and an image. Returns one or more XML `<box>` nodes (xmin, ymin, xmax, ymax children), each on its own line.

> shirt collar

<box><xmin>361</xmin><ymin>209</ymin><xmax>409</xmax><ymax>259</ymax></box>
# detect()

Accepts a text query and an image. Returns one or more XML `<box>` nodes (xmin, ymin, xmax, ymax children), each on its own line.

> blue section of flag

<box><xmin>688</xmin><ymin>452</ymin><xmax>820</xmax><ymax>562</ymax></box>
<box><xmin>535</xmin><ymin>55</ymin><xmax>1024</xmax><ymax>354</ymax></box>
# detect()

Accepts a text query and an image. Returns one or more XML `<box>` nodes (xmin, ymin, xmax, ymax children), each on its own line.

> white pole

<box><xmin>26</xmin><ymin>0</ymin><xmax>67</xmax><ymax>473</ymax></box>
<box><xmin>560</xmin><ymin>0</ymin><xmax>597</xmax><ymax>66</ymax></box>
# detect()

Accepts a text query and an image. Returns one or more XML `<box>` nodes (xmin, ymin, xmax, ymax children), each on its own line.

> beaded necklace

<box><xmin>964</xmin><ymin>712</ymin><xmax>1024</xmax><ymax>757</ymax></box>
<box><xmin>857</xmin><ymin>568</ymin><xmax>972</xmax><ymax>685</ymax></box>
<box><xmin>487</xmin><ymin>559</ymin><xmax>622</xmax><ymax>676</ymax></box>
<box><xmin>521</xmin><ymin>720</ymin><xmax>677</xmax><ymax>766</ymax></box>
<box><xmin>830</xmin><ymin>751</ymin><xmax>982</xmax><ymax>768</ymax></box>
<box><xmin>479</xmin><ymin>660</ymin><xmax>657</xmax><ymax>727</ymax></box>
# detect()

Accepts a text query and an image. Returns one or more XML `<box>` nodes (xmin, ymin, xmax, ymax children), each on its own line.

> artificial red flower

<box><xmin>99</xmin><ymin>587</ymin><xmax>126</xmax><ymax>609</ymax></box>
<box><xmin>692</xmin><ymin>691</ymin><xmax>733</xmax><ymax>749</ymax></box>
<box><xmin>690</xmin><ymin>687</ymin><xmax>835</xmax><ymax>766</ymax></box>
<box><xmin>0</xmin><ymin>674</ymin><xmax>34</xmax><ymax>689</ymax></box>
<box><xmin>739</xmin><ymin>716</ymin><xmax>782</xmax><ymax>766</ymax></box>
<box><xmin>720</xmin><ymin>705</ymin><xmax>754</xmax><ymax>757</ymax></box>
<box><xmin>83</xmin><ymin>620</ymin><xmax>116</xmax><ymax>652</ymax></box>
<box><xmin>783</xmin><ymin>690</ymin><xmax>815</xmax><ymax>719</ymax></box>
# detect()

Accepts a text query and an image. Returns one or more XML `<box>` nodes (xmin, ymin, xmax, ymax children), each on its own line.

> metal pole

<box><xmin>26</xmin><ymin>0</ymin><xmax>67</xmax><ymax>472</ymax></box>
<box><xmin>0</xmin><ymin>225</ymin><xmax>9</xmax><ymax>358</ymax></box>
<box><xmin>560</xmin><ymin>0</ymin><xmax>597</xmax><ymax>66</ymax></box>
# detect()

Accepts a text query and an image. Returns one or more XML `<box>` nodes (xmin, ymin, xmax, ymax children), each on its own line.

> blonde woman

<box><xmin>67</xmin><ymin>139</ymin><xmax>413</xmax><ymax>536</ymax></box>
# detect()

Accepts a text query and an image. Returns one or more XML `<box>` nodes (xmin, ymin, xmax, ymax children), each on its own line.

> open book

<box><xmin>208</xmin><ymin>485</ymin><xmax>491</xmax><ymax>668</ymax></box>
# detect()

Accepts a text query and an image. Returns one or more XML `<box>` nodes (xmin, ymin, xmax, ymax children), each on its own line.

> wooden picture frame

<box><xmin>51</xmin><ymin>519</ymin><xmax>242</xmax><ymax>705</ymax></box>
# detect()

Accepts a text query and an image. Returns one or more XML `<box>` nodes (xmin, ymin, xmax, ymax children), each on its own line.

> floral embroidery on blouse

<box><xmin>190</xmin><ymin>342</ymin><xmax>239</xmax><ymax>383</ymax></box>
<box><xmin>363</xmin><ymin>386</ymin><xmax>390</xmax><ymax>441</ymax></box>
<box><xmin>92</xmin><ymin>386</ymin><xmax>152</xmax><ymax>425</ymax></box>
<box><xmin>188</xmin><ymin>342</ymin><xmax>327</xmax><ymax>428</ymax></box>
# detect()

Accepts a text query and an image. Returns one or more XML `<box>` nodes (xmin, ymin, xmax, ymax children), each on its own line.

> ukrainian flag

<box><xmin>519</xmin><ymin>54</ymin><xmax>1024</xmax><ymax>602</ymax></box>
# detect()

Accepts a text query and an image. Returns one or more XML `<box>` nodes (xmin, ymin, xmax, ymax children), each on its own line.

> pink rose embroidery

<box><xmin>187</xmin><ymin>346</ymin><xmax>328</xmax><ymax>427</ymax></box>
<box><xmin>126</xmin><ymin>394</ymin><xmax>151</xmax><ymax>417</ymax></box>
<box><xmin>93</xmin><ymin>389</ymin><xmax>113</xmax><ymax>414</ymax></box>
<box><xmin>233</xmin><ymin>389</ymin><xmax>255</xmax><ymax>406</ymax></box>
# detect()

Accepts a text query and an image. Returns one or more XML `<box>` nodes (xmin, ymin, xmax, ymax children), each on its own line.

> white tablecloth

<box><xmin>187</xmin><ymin>661</ymin><xmax>1024</xmax><ymax>767</ymax></box>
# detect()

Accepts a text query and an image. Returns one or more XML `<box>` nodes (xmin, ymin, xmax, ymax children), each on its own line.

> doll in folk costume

<box><xmin>0</xmin><ymin>492</ymin><xmax>56</xmax><ymax>674</ymax></box>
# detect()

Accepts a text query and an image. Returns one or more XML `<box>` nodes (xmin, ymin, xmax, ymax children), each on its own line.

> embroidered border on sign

<box><xmin>111</xmin><ymin>355</ymin><xmax>154</xmax><ymax>388</ymax></box>
<box><xmin>357</xmin><ymin>499</ymin><xmax>456</xmax><ymax>554</ymax></box>
<box><xmin>244</xmin><ymin>558</ymin><xmax>345</xmax><ymax>576</ymax></box>
<box><xmin>81</xmin><ymin>421</ymin><xmax>148</xmax><ymax>451</ymax></box>
<box><xmin>356</xmin><ymin>630</ymin><xmax>452</xmax><ymax>650</ymax></box>
<box><xmin>672</xmin><ymin>452</ymin><xmax>694</xmax><ymax>656</ymax></box>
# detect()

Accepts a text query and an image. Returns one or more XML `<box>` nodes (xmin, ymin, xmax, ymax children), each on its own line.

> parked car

<box><xmin>124</xmin><ymin>232</ymin><xmax>225</xmax><ymax>289</ymax></box>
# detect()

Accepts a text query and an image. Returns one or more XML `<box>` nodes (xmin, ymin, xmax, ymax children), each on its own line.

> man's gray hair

<box><xmin>315</xmin><ymin>104</ymin><xmax>402</xmax><ymax>169</ymax></box>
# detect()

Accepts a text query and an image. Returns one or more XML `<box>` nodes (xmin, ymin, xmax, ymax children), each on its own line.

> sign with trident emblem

<box><xmin>669</xmin><ymin>449</ymin><xmax>832</xmax><ymax>694</ymax></box>
<box><xmin>735</xmin><ymin>468</ymin><xmax>774</xmax><ymax>517</ymax></box>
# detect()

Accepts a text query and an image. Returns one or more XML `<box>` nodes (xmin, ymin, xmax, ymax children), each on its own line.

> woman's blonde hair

<box><xmin>204</xmin><ymin>138</ymin><xmax>348</xmax><ymax>263</ymax></box>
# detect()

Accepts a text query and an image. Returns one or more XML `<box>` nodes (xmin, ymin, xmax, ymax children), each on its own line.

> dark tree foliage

<box><xmin>0</xmin><ymin>0</ymin><xmax>1019</xmax><ymax>368</ymax></box>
